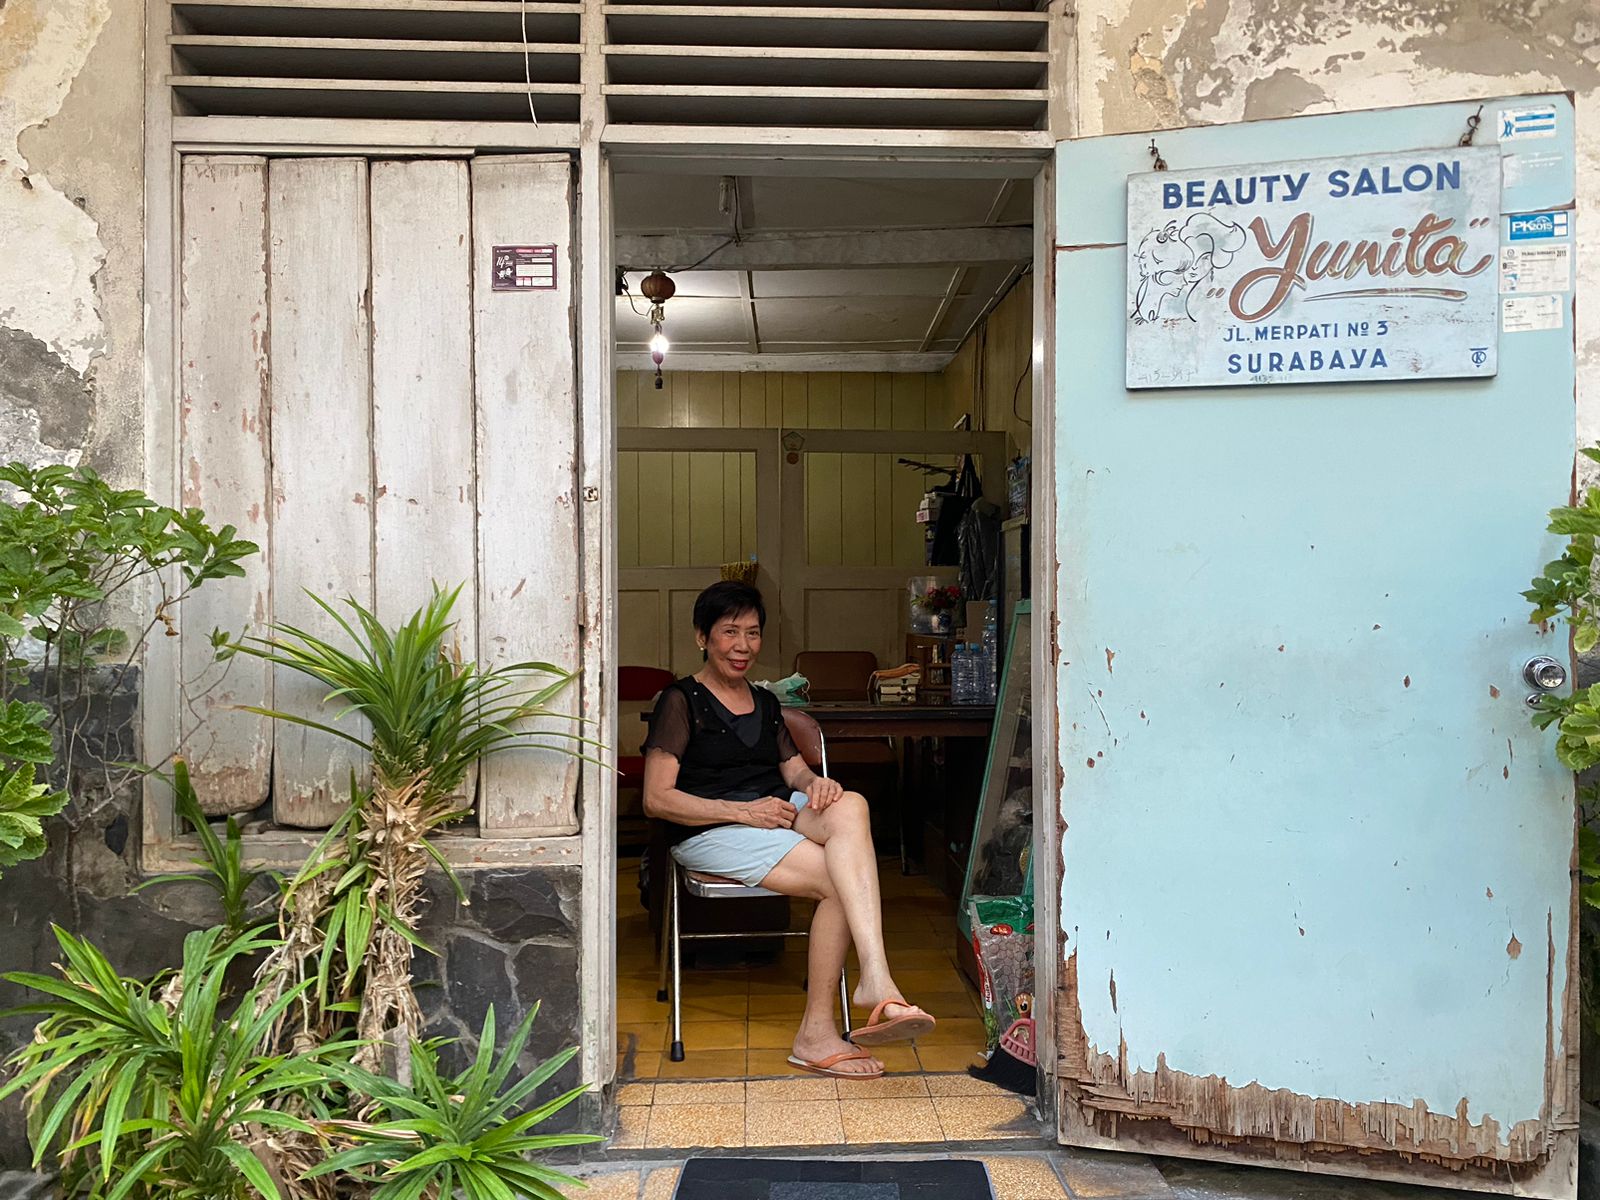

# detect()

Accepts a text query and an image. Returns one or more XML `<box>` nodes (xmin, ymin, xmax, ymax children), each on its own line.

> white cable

<box><xmin>521</xmin><ymin>0</ymin><xmax>539</xmax><ymax>126</ymax></box>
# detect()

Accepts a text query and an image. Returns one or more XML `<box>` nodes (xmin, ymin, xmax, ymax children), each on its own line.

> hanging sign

<box><xmin>1125</xmin><ymin>146</ymin><xmax>1501</xmax><ymax>389</ymax></box>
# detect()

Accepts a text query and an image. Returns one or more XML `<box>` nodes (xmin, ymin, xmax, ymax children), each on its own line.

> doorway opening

<box><xmin>607</xmin><ymin>158</ymin><xmax>1049</xmax><ymax>1147</ymax></box>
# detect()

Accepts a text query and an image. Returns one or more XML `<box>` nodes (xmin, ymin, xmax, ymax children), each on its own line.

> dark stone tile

<box><xmin>443</xmin><ymin>933</ymin><xmax>511</xmax><ymax>1038</ymax></box>
<box><xmin>470</xmin><ymin>868</ymin><xmax>579</xmax><ymax>944</ymax></box>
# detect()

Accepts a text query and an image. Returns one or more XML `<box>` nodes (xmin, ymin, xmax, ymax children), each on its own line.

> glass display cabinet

<box><xmin>956</xmin><ymin>601</ymin><xmax>1033</xmax><ymax>982</ymax></box>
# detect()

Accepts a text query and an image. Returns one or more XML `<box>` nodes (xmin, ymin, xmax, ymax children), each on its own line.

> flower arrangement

<box><xmin>913</xmin><ymin>583</ymin><xmax>963</xmax><ymax>612</ymax></box>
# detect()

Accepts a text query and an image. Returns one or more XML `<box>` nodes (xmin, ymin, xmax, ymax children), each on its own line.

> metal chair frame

<box><xmin>655</xmin><ymin>708</ymin><xmax>851</xmax><ymax>1062</ymax></box>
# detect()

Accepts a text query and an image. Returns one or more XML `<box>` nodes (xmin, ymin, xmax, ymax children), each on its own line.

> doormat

<box><xmin>674</xmin><ymin>1158</ymin><xmax>994</xmax><ymax>1200</ymax></box>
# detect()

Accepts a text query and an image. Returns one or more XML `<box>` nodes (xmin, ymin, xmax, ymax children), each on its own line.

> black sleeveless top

<box><xmin>642</xmin><ymin>678</ymin><xmax>799</xmax><ymax>844</ymax></box>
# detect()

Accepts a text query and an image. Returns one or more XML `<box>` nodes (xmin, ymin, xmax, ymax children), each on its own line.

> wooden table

<box><xmin>795</xmin><ymin>701</ymin><xmax>995</xmax><ymax>874</ymax></box>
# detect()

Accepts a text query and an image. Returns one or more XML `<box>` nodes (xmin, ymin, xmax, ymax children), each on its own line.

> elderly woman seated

<box><xmin>642</xmin><ymin>581</ymin><xmax>935</xmax><ymax>1079</ymax></box>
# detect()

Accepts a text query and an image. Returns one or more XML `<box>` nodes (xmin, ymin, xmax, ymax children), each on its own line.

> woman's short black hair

<box><xmin>693</xmin><ymin>581</ymin><xmax>766</xmax><ymax>638</ymax></box>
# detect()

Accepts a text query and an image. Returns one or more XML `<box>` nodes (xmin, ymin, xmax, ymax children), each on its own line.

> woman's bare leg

<box><xmin>793</xmin><ymin>793</ymin><xmax>922</xmax><ymax>1020</ymax></box>
<box><xmin>759</xmin><ymin>841</ymin><xmax>882</xmax><ymax>1074</ymax></box>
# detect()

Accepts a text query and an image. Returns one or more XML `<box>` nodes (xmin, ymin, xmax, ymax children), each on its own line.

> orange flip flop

<box><xmin>846</xmin><ymin>1000</ymin><xmax>936</xmax><ymax>1046</ymax></box>
<box><xmin>787</xmin><ymin>1049</ymin><xmax>885</xmax><ymax>1079</ymax></box>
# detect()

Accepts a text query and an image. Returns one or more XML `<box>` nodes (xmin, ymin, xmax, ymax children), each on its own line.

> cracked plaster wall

<box><xmin>0</xmin><ymin>0</ymin><xmax>142</xmax><ymax>480</ymax></box>
<box><xmin>1073</xmin><ymin>0</ymin><xmax>1600</xmax><ymax>476</ymax></box>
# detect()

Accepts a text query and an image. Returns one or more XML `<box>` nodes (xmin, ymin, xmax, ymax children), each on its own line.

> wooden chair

<box><xmin>656</xmin><ymin>706</ymin><xmax>851</xmax><ymax>1062</ymax></box>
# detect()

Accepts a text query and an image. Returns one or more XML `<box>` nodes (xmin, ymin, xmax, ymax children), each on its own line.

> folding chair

<box><xmin>656</xmin><ymin>706</ymin><xmax>851</xmax><ymax>1062</ymax></box>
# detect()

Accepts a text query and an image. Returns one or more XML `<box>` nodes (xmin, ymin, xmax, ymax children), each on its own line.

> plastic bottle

<box><xmin>981</xmin><ymin>609</ymin><xmax>999</xmax><ymax>702</ymax></box>
<box><xmin>952</xmin><ymin>642</ymin><xmax>970</xmax><ymax>704</ymax></box>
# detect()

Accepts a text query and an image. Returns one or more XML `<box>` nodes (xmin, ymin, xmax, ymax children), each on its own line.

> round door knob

<box><xmin>1523</xmin><ymin>656</ymin><xmax>1568</xmax><ymax>692</ymax></box>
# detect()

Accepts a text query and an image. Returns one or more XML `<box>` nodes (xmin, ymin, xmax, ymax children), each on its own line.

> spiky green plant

<box><xmin>222</xmin><ymin>585</ymin><xmax>592</xmax><ymax>1077</ymax></box>
<box><xmin>133</xmin><ymin>757</ymin><xmax>277</xmax><ymax>943</ymax></box>
<box><xmin>0</xmin><ymin>926</ymin><xmax>339</xmax><ymax>1200</ymax></box>
<box><xmin>306</xmin><ymin>1005</ymin><xmax>600</xmax><ymax>1200</ymax></box>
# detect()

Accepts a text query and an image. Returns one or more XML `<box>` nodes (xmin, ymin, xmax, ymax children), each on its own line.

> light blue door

<box><xmin>1053</xmin><ymin>96</ymin><xmax>1578</xmax><ymax>1195</ymax></box>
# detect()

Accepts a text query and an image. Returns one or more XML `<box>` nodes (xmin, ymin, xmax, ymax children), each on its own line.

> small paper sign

<box><xmin>492</xmin><ymin>244</ymin><xmax>557</xmax><ymax>291</ymax></box>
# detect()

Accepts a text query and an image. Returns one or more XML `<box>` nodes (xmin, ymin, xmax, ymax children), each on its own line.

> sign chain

<box><xmin>1458</xmin><ymin>104</ymin><xmax>1484</xmax><ymax>147</ymax></box>
<box><xmin>1148</xmin><ymin>138</ymin><xmax>1169</xmax><ymax>172</ymax></box>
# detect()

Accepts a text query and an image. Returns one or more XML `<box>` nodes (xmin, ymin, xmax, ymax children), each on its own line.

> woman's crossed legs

<box><xmin>757</xmin><ymin>790</ymin><xmax>929</xmax><ymax>1076</ymax></box>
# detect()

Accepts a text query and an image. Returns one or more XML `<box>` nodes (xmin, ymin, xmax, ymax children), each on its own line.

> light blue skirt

<box><xmin>670</xmin><ymin>790</ymin><xmax>812</xmax><ymax>887</ymax></box>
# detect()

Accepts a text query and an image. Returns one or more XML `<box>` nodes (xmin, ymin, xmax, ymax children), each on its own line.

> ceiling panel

<box><xmin>745</xmin><ymin>176</ymin><xmax>1012</xmax><ymax>230</ymax></box>
<box><xmin>751</xmin><ymin>266</ymin><xmax>953</xmax><ymax>298</ymax></box>
<box><xmin>615</xmin><ymin>296</ymin><xmax>747</xmax><ymax>345</ymax></box>
<box><xmin>755</xmin><ymin>295</ymin><xmax>943</xmax><ymax>344</ymax></box>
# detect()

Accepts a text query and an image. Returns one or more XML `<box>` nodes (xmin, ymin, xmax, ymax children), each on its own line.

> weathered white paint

<box><xmin>0</xmin><ymin>0</ymin><xmax>111</xmax><ymax>378</ymax></box>
<box><xmin>471</xmin><ymin>155</ymin><xmax>581</xmax><ymax>836</ymax></box>
<box><xmin>177</xmin><ymin>156</ymin><xmax>274</xmax><ymax>815</ymax></box>
<box><xmin>370</xmin><ymin>158</ymin><xmax>479</xmax><ymax>809</ymax></box>
<box><xmin>1069</xmin><ymin>0</ymin><xmax>1599</xmax><ymax>480</ymax></box>
<box><xmin>267</xmin><ymin>157</ymin><xmax>374</xmax><ymax>828</ymax></box>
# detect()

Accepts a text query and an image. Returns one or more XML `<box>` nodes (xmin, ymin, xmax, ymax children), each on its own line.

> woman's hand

<box><xmin>806</xmin><ymin>776</ymin><xmax>845</xmax><ymax>813</ymax></box>
<box><xmin>741</xmin><ymin>796</ymin><xmax>799</xmax><ymax>829</ymax></box>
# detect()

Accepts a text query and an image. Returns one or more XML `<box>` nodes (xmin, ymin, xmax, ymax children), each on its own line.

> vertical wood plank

<box><xmin>782</xmin><ymin>372</ymin><xmax>807</xmax><ymax>427</ymax></box>
<box><xmin>875</xmin><ymin>454</ymin><xmax>896</xmax><ymax>567</ymax></box>
<box><xmin>178</xmin><ymin>156</ymin><xmax>273</xmax><ymax>816</ymax></box>
<box><xmin>721</xmin><ymin>372</ymin><xmax>742</xmax><ymax>425</ymax></box>
<box><xmin>874</xmin><ymin>374</ymin><xmax>893</xmax><ymax>429</ymax></box>
<box><xmin>615</xmin><ymin>369</ymin><xmax>639</xmax><ymax>426</ymax></box>
<box><xmin>839</xmin><ymin>453</ymin><xmax>876</xmax><ymax>567</ymax></box>
<box><xmin>722</xmin><ymin>450</ymin><xmax>742</xmax><ymax>561</ymax></box>
<box><xmin>688</xmin><ymin>450</ymin><xmax>723</xmax><ymax>565</ymax></box>
<box><xmin>765</xmin><ymin>374</ymin><xmax>784</xmax><ymax>427</ymax></box>
<box><xmin>671</xmin><ymin>450</ymin><xmax>692</xmax><ymax>566</ymax></box>
<box><xmin>806</xmin><ymin>451</ymin><xmax>842</xmax><ymax>566</ymax></box>
<box><xmin>891</xmin><ymin>373</ymin><xmax>926</xmax><ymax>429</ymax></box>
<box><xmin>636</xmin><ymin>452</ymin><xmax>674</xmax><ymax>567</ymax></box>
<box><xmin>472</xmin><ymin>156</ymin><xmax>579</xmax><ymax>835</ymax></box>
<box><xmin>371</xmin><ymin>160</ymin><xmax>476</xmax><ymax>808</ymax></box>
<box><xmin>617</xmin><ymin>451</ymin><xmax>640</xmax><ymax>569</ymax></box>
<box><xmin>740</xmin><ymin>372</ymin><xmax>766</xmax><ymax>428</ymax></box>
<box><xmin>637</xmin><ymin>370</ymin><xmax>670</xmax><ymax>427</ymax></box>
<box><xmin>808</xmin><ymin>372</ymin><xmax>841</xmax><ymax>428</ymax></box>
<box><xmin>370</xmin><ymin>160</ymin><xmax>475</xmax><ymax>624</ymax></box>
<box><xmin>841</xmin><ymin>372</ymin><xmax>875</xmax><ymax>428</ymax></box>
<box><xmin>688</xmin><ymin>373</ymin><xmax>722</xmax><ymax>428</ymax></box>
<box><xmin>267</xmin><ymin>157</ymin><xmax>373</xmax><ymax>828</ymax></box>
<box><xmin>741</xmin><ymin>449</ymin><xmax>758</xmax><ymax>561</ymax></box>
<box><xmin>669</xmin><ymin>372</ymin><xmax>692</xmax><ymax>428</ymax></box>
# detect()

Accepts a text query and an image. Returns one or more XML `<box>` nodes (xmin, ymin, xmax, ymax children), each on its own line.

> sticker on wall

<box><xmin>1502</xmin><ymin>295</ymin><xmax>1563</xmax><ymax>333</ymax></box>
<box><xmin>491</xmin><ymin>244</ymin><xmax>558</xmax><ymax>291</ymax></box>
<box><xmin>1497</xmin><ymin>105</ymin><xmax>1558</xmax><ymax>141</ymax></box>
<box><xmin>1499</xmin><ymin>243</ymin><xmax>1572</xmax><ymax>294</ymax></box>
<box><xmin>1506</xmin><ymin>211</ymin><xmax>1570</xmax><ymax>241</ymax></box>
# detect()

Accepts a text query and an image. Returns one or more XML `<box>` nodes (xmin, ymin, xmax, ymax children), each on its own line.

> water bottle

<box><xmin>981</xmin><ymin>610</ymin><xmax>999</xmax><ymax>702</ymax></box>
<box><xmin>952</xmin><ymin>642</ymin><xmax>970</xmax><ymax>704</ymax></box>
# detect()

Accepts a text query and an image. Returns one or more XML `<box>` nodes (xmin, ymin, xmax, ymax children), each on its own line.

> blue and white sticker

<box><xmin>1498</xmin><ymin>105</ymin><xmax>1559</xmax><ymax>141</ymax></box>
<box><xmin>1507</xmin><ymin>211</ymin><xmax>1570</xmax><ymax>240</ymax></box>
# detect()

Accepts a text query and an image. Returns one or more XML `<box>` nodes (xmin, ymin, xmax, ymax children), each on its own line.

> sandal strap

<box><xmin>864</xmin><ymin>998</ymin><xmax>911</xmax><ymax>1027</ymax></box>
<box><xmin>811</xmin><ymin>1048</ymin><xmax>875</xmax><ymax>1069</ymax></box>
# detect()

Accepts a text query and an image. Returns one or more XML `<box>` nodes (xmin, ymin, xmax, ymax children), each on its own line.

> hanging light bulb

<box><xmin>639</xmin><ymin>269</ymin><xmax>676</xmax><ymax>390</ymax></box>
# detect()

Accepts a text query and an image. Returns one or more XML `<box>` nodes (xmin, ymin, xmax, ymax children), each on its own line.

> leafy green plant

<box><xmin>0</xmin><ymin>461</ymin><xmax>257</xmax><ymax>876</ymax></box>
<box><xmin>307</xmin><ymin>1005</ymin><xmax>599</xmax><ymax>1200</ymax></box>
<box><xmin>224</xmin><ymin>585</ymin><xmax>590</xmax><ymax>1077</ymax></box>
<box><xmin>134</xmin><ymin>757</ymin><xmax>278</xmax><ymax>942</ymax></box>
<box><xmin>0</xmin><ymin>925</ymin><xmax>336</xmax><ymax>1200</ymax></box>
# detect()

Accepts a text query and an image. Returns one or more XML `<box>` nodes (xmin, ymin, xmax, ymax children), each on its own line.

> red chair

<box><xmin>618</xmin><ymin>666</ymin><xmax>676</xmax><ymax>792</ymax></box>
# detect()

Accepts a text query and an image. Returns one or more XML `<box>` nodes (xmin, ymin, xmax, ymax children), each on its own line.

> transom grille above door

<box><xmin>159</xmin><ymin>0</ymin><xmax>1054</xmax><ymax>135</ymax></box>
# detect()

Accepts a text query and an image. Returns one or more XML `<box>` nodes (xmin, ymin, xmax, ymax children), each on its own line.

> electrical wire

<box><xmin>521</xmin><ymin>0</ymin><xmax>539</xmax><ymax>126</ymax></box>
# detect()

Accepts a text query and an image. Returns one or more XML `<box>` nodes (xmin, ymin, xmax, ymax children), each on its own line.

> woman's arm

<box><xmin>643</xmin><ymin>749</ymin><xmax>798</xmax><ymax>829</ymax></box>
<box><xmin>779</xmin><ymin>755</ymin><xmax>844</xmax><ymax>812</ymax></box>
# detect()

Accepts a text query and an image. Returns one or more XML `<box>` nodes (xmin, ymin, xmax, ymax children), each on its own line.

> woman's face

<box><xmin>699</xmin><ymin>608</ymin><xmax>763</xmax><ymax>682</ymax></box>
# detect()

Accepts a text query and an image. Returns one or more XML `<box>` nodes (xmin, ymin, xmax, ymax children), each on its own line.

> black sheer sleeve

<box><xmin>775</xmin><ymin>717</ymin><xmax>800</xmax><ymax>764</ymax></box>
<box><xmin>642</xmin><ymin>684</ymin><xmax>692</xmax><ymax>760</ymax></box>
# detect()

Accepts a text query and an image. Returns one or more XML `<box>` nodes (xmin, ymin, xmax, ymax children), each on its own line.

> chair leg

<box><xmin>838</xmin><ymin>968</ymin><xmax>852</xmax><ymax>1036</ymax></box>
<box><xmin>655</xmin><ymin>868</ymin><xmax>671</xmax><ymax>1004</ymax></box>
<box><xmin>668</xmin><ymin>865</ymin><xmax>685</xmax><ymax>1062</ymax></box>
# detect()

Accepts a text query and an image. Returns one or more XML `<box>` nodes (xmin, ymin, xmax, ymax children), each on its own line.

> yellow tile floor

<box><xmin>616</xmin><ymin>858</ymin><xmax>991</xmax><ymax>1085</ymax></box>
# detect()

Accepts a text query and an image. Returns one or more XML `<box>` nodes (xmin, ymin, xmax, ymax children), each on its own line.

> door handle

<box><xmin>1524</xmin><ymin>656</ymin><xmax>1568</xmax><ymax>708</ymax></box>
